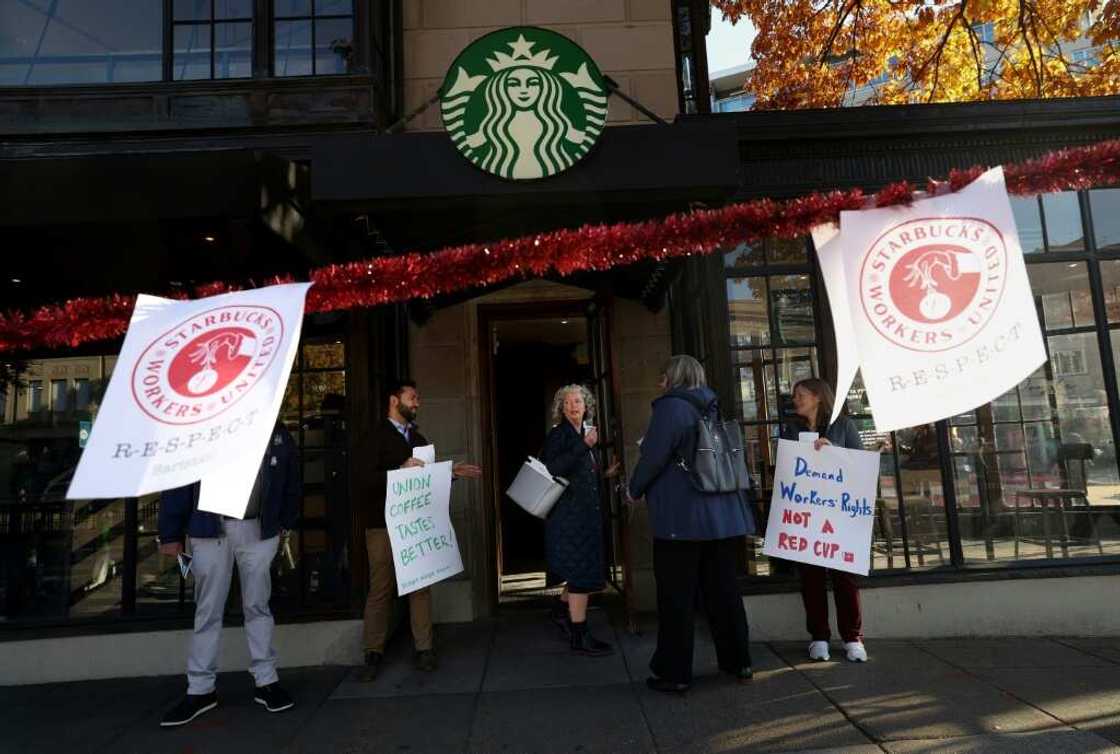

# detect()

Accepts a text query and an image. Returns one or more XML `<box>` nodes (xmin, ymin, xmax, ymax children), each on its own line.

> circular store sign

<box><xmin>130</xmin><ymin>305</ymin><xmax>284</xmax><ymax>425</ymax></box>
<box><xmin>440</xmin><ymin>27</ymin><xmax>609</xmax><ymax>180</ymax></box>
<box><xmin>858</xmin><ymin>217</ymin><xmax>1009</xmax><ymax>353</ymax></box>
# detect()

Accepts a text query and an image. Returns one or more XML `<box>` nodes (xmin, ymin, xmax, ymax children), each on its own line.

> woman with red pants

<box><xmin>782</xmin><ymin>378</ymin><xmax>868</xmax><ymax>663</ymax></box>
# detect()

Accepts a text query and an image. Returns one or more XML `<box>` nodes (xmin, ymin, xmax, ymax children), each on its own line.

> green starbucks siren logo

<box><xmin>440</xmin><ymin>27</ymin><xmax>609</xmax><ymax>180</ymax></box>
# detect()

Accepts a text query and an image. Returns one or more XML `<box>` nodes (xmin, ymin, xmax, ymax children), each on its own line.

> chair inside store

<box><xmin>1012</xmin><ymin>443</ymin><xmax>1103</xmax><ymax>558</ymax></box>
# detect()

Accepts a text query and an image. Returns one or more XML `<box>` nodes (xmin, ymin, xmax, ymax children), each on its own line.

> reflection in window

<box><xmin>51</xmin><ymin>380</ymin><xmax>68</xmax><ymax>413</ymax></box>
<box><xmin>27</xmin><ymin>380</ymin><xmax>43</xmax><ymax>413</ymax></box>
<box><xmin>770</xmin><ymin>275</ymin><xmax>815</xmax><ymax>345</ymax></box>
<box><xmin>1091</xmin><ymin>189</ymin><xmax>1120</xmax><ymax>252</ymax></box>
<box><xmin>727</xmin><ymin>277</ymin><xmax>769</xmax><ymax>347</ymax></box>
<box><xmin>1042</xmin><ymin>192</ymin><xmax>1085</xmax><ymax>252</ymax></box>
<box><xmin>75</xmin><ymin>378</ymin><xmax>93</xmax><ymax>410</ymax></box>
<box><xmin>0</xmin><ymin>1</ymin><xmax>163</xmax><ymax>86</ymax></box>
<box><xmin>724</xmin><ymin>242</ymin><xmax>763</xmax><ymax>268</ymax></box>
<box><xmin>1029</xmin><ymin>262</ymin><xmax>1095</xmax><ymax>330</ymax></box>
<box><xmin>275</xmin><ymin>0</ymin><xmax>354</xmax><ymax>77</ymax></box>
<box><xmin>1010</xmin><ymin>196</ymin><xmax>1044</xmax><ymax>255</ymax></box>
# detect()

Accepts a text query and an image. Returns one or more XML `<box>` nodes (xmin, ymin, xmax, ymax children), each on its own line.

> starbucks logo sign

<box><xmin>440</xmin><ymin>27</ymin><xmax>609</xmax><ymax>180</ymax></box>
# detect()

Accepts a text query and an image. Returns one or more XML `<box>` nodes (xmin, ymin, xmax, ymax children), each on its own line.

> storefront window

<box><xmin>720</xmin><ymin>190</ymin><xmax>1120</xmax><ymax>581</ymax></box>
<box><xmin>1</xmin><ymin>356</ymin><xmax>116</xmax><ymax>622</ymax></box>
<box><xmin>0</xmin><ymin>1</ymin><xmax>164</xmax><ymax>86</ymax></box>
<box><xmin>951</xmin><ymin>258</ymin><xmax>1120</xmax><ymax>562</ymax></box>
<box><xmin>273</xmin><ymin>322</ymin><xmax>350</xmax><ymax>611</ymax></box>
<box><xmin>1</xmin><ymin>316</ymin><xmax>351</xmax><ymax>627</ymax></box>
<box><xmin>725</xmin><ymin>239</ymin><xmax>821</xmax><ymax>577</ymax></box>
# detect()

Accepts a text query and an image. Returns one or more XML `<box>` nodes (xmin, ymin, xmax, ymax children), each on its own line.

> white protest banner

<box><xmin>819</xmin><ymin>167</ymin><xmax>1045</xmax><ymax>431</ymax></box>
<box><xmin>811</xmin><ymin>221</ymin><xmax>861</xmax><ymax>427</ymax></box>
<box><xmin>762</xmin><ymin>439</ymin><xmax>880</xmax><ymax>576</ymax></box>
<box><xmin>66</xmin><ymin>283</ymin><xmax>312</xmax><ymax>518</ymax></box>
<box><xmin>385</xmin><ymin>460</ymin><xmax>463</xmax><ymax>595</ymax></box>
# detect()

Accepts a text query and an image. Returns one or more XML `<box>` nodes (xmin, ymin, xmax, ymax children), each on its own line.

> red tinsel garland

<box><xmin>2</xmin><ymin>138</ymin><xmax>1120</xmax><ymax>354</ymax></box>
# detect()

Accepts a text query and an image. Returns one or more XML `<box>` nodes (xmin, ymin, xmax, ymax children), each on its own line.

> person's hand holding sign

<box><xmin>814</xmin><ymin>438</ymin><xmax>832</xmax><ymax>451</ymax></box>
<box><xmin>400</xmin><ymin>457</ymin><xmax>426</xmax><ymax>470</ymax></box>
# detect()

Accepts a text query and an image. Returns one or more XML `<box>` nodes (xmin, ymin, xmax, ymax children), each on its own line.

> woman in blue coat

<box><xmin>782</xmin><ymin>377</ymin><xmax>868</xmax><ymax>664</ymax></box>
<box><xmin>542</xmin><ymin>384</ymin><xmax>620</xmax><ymax>657</ymax></box>
<box><xmin>628</xmin><ymin>355</ymin><xmax>756</xmax><ymax>693</ymax></box>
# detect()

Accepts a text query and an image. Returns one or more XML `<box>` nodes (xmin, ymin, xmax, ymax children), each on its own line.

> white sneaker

<box><xmin>844</xmin><ymin>641</ymin><xmax>868</xmax><ymax>662</ymax></box>
<box><xmin>808</xmin><ymin>641</ymin><xmax>830</xmax><ymax>661</ymax></box>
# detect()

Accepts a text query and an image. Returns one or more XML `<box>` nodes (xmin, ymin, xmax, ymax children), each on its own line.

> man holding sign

<box><xmin>767</xmin><ymin>378</ymin><xmax>875</xmax><ymax>664</ymax></box>
<box><xmin>356</xmin><ymin>379</ymin><xmax>481</xmax><ymax>680</ymax></box>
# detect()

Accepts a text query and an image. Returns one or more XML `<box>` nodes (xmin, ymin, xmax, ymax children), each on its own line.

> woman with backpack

<box><xmin>783</xmin><ymin>377</ymin><xmax>869</xmax><ymax>664</ymax></box>
<box><xmin>627</xmin><ymin>355</ymin><xmax>756</xmax><ymax>694</ymax></box>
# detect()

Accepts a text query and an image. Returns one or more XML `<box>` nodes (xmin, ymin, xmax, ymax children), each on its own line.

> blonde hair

<box><xmin>550</xmin><ymin>384</ymin><xmax>595</xmax><ymax>427</ymax></box>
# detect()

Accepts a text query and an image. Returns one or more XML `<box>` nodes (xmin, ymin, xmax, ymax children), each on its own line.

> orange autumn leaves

<box><xmin>712</xmin><ymin>0</ymin><xmax>1120</xmax><ymax>109</ymax></box>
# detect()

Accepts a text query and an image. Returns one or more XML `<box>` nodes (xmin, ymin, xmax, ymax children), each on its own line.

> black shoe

<box><xmin>361</xmin><ymin>651</ymin><xmax>383</xmax><ymax>682</ymax></box>
<box><xmin>646</xmin><ymin>676</ymin><xmax>689</xmax><ymax>694</ymax></box>
<box><xmin>160</xmin><ymin>692</ymin><xmax>218</xmax><ymax>727</ymax></box>
<box><xmin>415</xmin><ymin>649</ymin><xmax>438</xmax><ymax>672</ymax></box>
<box><xmin>254</xmin><ymin>683</ymin><xmax>294</xmax><ymax>713</ymax></box>
<box><xmin>731</xmin><ymin>666</ymin><xmax>753</xmax><ymax>683</ymax></box>
<box><xmin>570</xmin><ymin>624</ymin><xmax>614</xmax><ymax>657</ymax></box>
<box><xmin>550</xmin><ymin>601</ymin><xmax>572</xmax><ymax>637</ymax></box>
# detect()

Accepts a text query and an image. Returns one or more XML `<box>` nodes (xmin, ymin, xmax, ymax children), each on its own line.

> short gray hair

<box><xmin>550</xmin><ymin>384</ymin><xmax>596</xmax><ymax>426</ymax></box>
<box><xmin>662</xmin><ymin>354</ymin><xmax>706</xmax><ymax>390</ymax></box>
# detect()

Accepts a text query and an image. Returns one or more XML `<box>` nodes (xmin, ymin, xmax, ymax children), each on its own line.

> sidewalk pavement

<box><xmin>4</xmin><ymin>608</ymin><xmax>1120</xmax><ymax>754</ymax></box>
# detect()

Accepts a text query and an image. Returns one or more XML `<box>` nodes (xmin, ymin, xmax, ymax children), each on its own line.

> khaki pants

<box><xmin>363</xmin><ymin>528</ymin><xmax>433</xmax><ymax>653</ymax></box>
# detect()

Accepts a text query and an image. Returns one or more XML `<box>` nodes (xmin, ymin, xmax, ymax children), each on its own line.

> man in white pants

<box><xmin>157</xmin><ymin>422</ymin><xmax>300</xmax><ymax>727</ymax></box>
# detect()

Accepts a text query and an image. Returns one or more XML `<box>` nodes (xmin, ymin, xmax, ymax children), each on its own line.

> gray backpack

<box><xmin>676</xmin><ymin>395</ymin><xmax>754</xmax><ymax>494</ymax></box>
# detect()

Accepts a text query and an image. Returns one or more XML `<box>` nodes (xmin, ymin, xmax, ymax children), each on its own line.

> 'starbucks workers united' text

<box><xmin>440</xmin><ymin>27</ymin><xmax>609</xmax><ymax>180</ymax></box>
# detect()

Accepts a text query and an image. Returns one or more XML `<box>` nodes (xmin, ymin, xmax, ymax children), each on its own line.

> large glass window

<box><xmin>951</xmin><ymin>261</ymin><xmax>1120</xmax><ymax>562</ymax></box>
<box><xmin>0</xmin><ymin>1</ymin><xmax>163</xmax><ymax>86</ymax></box>
<box><xmin>1</xmin><ymin>1</ymin><xmax>358</xmax><ymax>86</ymax></box>
<box><xmin>172</xmin><ymin>0</ymin><xmax>253</xmax><ymax>80</ymax></box>
<box><xmin>1</xmin><ymin>316</ymin><xmax>351</xmax><ymax>627</ymax></box>
<box><xmin>274</xmin><ymin>0</ymin><xmax>355</xmax><ymax>77</ymax></box>
<box><xmin>721</xmin><ymin>188</ymin><xmax>1120</xmax><ymax>582</ymax></box>
<box><xmin>725</xmin><ymin>239</ymin><xmax>819</xmax><ymax>576</ymax></box>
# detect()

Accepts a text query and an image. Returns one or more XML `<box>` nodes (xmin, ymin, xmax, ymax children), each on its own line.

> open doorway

<box><xmin>481</xmin><ymin>306</ymin><xmax>593</xmax><ymax>602</ymax></box>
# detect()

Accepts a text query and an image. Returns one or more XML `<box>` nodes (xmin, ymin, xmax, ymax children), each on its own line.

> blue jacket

<box><xmin>158</xmin><ymin>424</ymin><xmax>301</xmax><ymax>543</ymax></box>
<box><xmin>628</xmin><ymin>386</ymin><xmax>756</xmax><ymax>541</ymax></box>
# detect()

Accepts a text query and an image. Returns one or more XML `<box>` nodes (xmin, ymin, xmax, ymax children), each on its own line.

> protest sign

<box><xmin>385</xmin><ymin>460</ymin><xmax>463</xmax><ymax>595</ymax></box>
<box><xmin>66</xmin><ymin>283</ymin><xmax>311</xmax><ymax>519</ymax></box>
<box><xmin>817</xmin><ymin>167</ymin><xmax>1045</xmax><ymax>431</ymax></box>
<box><xmin>762</xmin><ymin>439</ymin><xmax>880</xmax><ymax>576</ymax></box>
